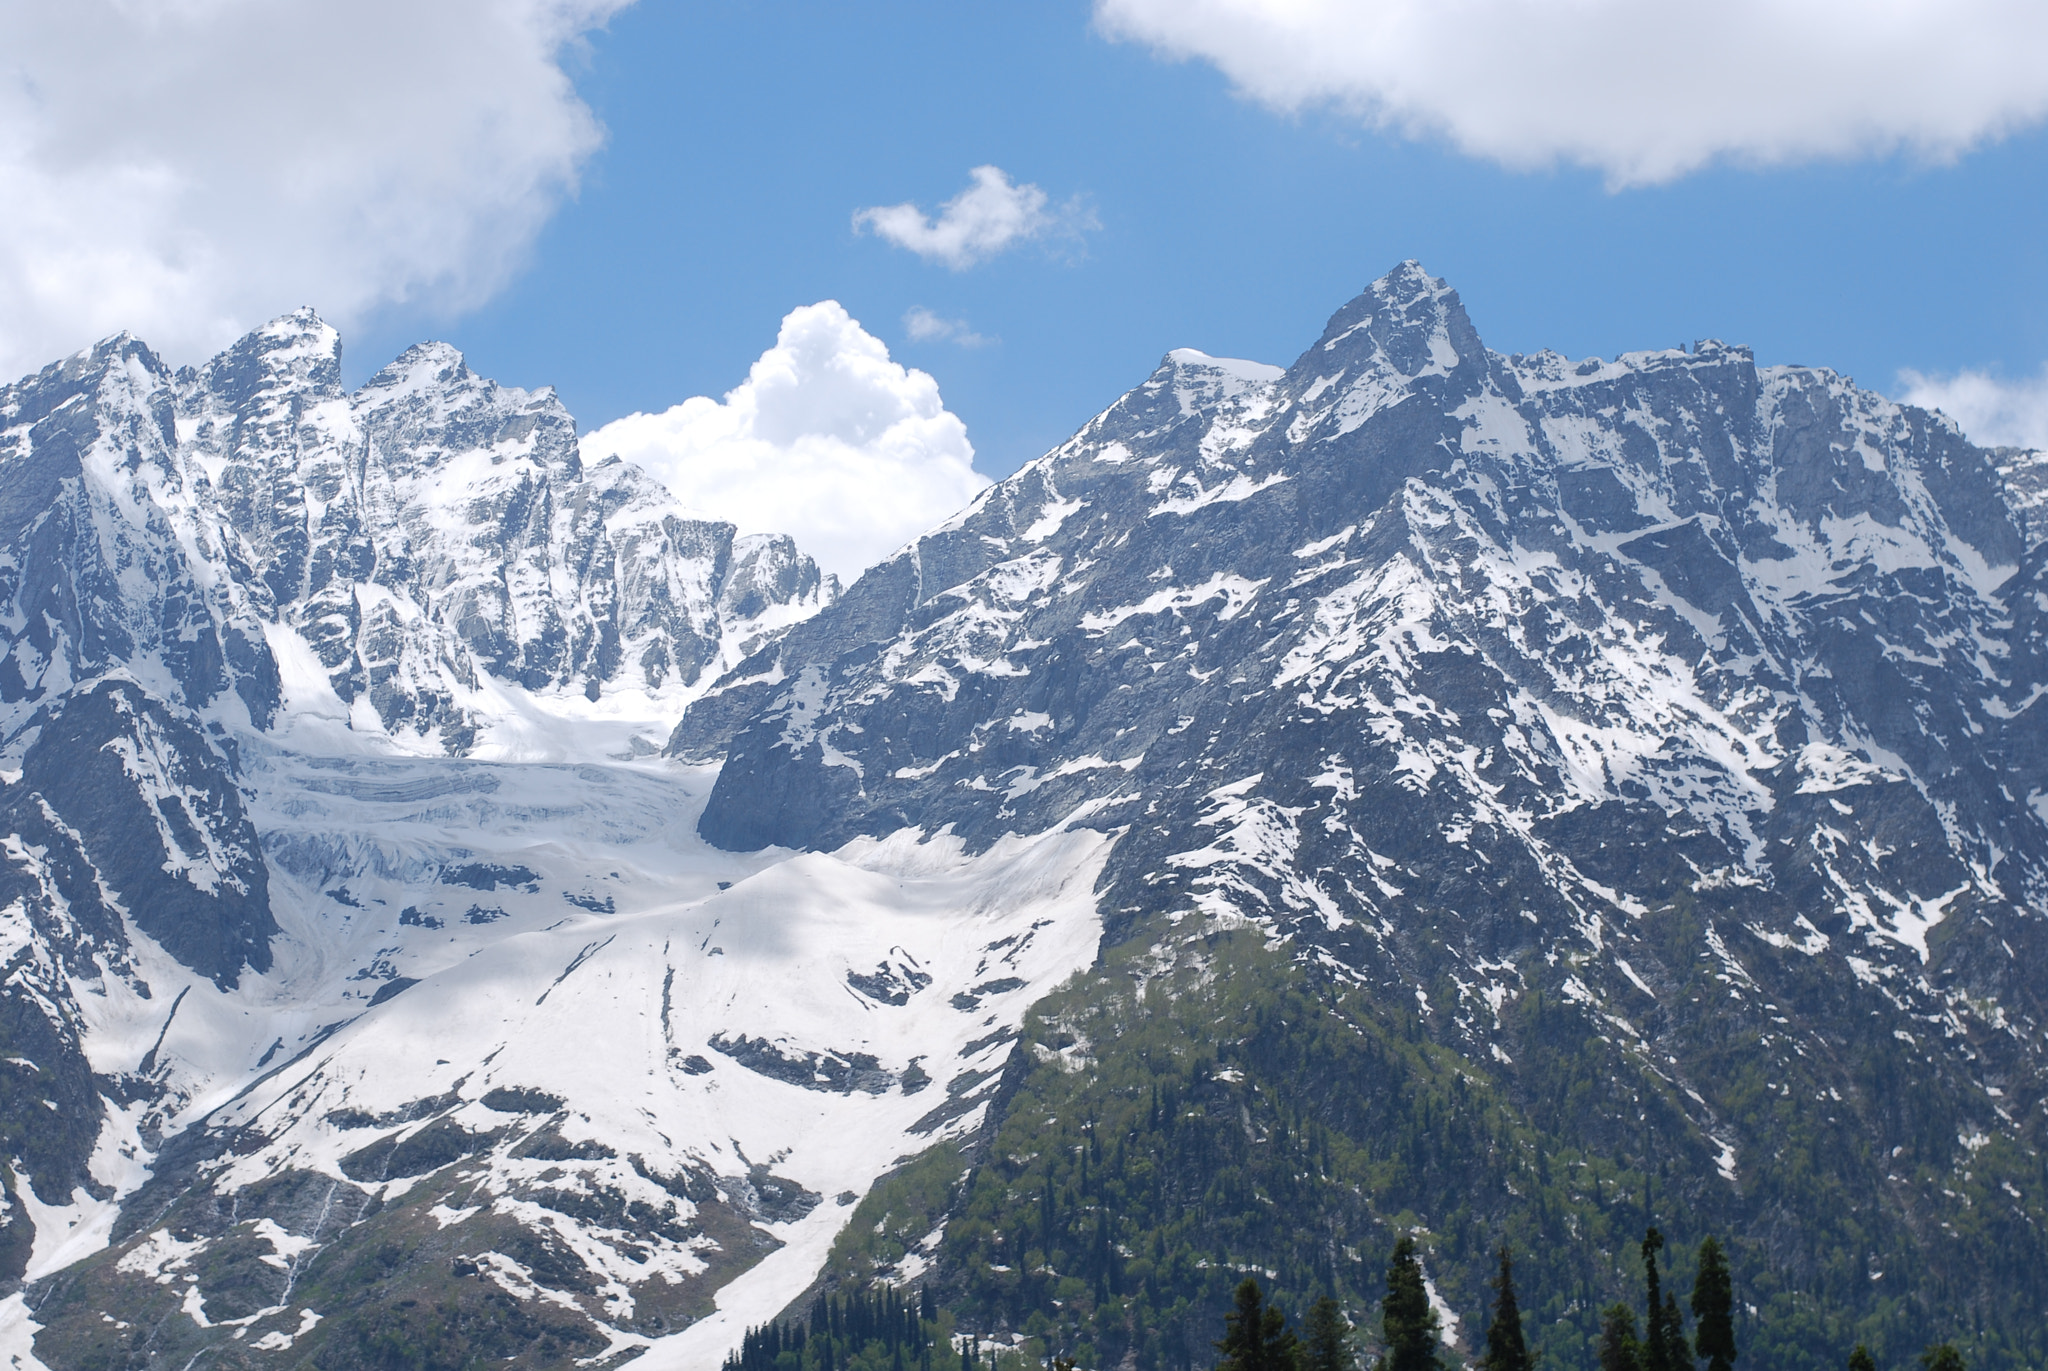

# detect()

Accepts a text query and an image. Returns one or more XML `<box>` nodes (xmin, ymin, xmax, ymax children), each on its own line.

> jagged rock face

<box><xmin>0</xmin><ymin>336</ymin><xmax>280</xmax><ymax>732</ymax></box>
<box><xmin>11</xmin><ymin>269</ymin><xmax>2048</xmax><ymax>1369</ymax></box>
<box><xmin>674</xmin><ymin>264</ymin><xmax>2048</xmax><ymax>1345</ymax></box>
<box><xmin>0</xmin><ymin>311</ymin><xmax>832</xmax><ymax>756</ymax></box>
<box><xmin>0</xmin><ymin>312</ymin><xmax>831</xmax><ymax>976</ymax></box>
<box><xmin>160</xmin><ymin>312</ymin><xmax>835</xmax><ymax>746</ymax></box>
<box><xmin>11</xmin><ymin>681</ymin><xmax>273</xmax><ymax>990</ymax></box>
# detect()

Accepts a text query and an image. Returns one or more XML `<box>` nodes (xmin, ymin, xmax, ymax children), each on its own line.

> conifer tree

<box><xmin>1482</xmin><ymin>1247</ymin><xmax>1530</xmax><ymax>1371</ymax></box>
<box><xmin>1690</xmin><ymin>1238</ymin><xmax>1736</xmax><ymax>1371</ymax></box>
<box><xmin>1217</xmin><ymin>1277</ymin><xmax>1302</xmax><ymax>1371</ymax></box>
<box><xmin>1379</xmin><ymin>1237</ymin><xmax>1442</xmax><ymax>1371</ymax></box>
<box><xmin>1599</xmin><ymin>1304</ymin><xmax>1643</xmax><ymax>1371</ymax></box>
<box><xmin>1659</xmin><ymin>1293</ymin><xmax>1689</xmax><ymax>1369</ymax></box>
<box><xmin>1919</xmin><ymin>1346</ymin><xmax>1965</xmax><ymax>1371</ymax></box>
<box><xmin>1641</xmin><ymin>1231</ymin><xmax>1665</xmax><ymax>1371</ymax></box>
<box><xmin>1305</xmin><ymin>1296</ymin><xmax>1352</xmax><ymax>1371</ymax></box>
<box><xmin>1847</xmin><ymin>1347</ymin><xmax>1875</xmax><ymax>1371</ymax></box>
<box><xmin>1219</xmin><ymin>1278</ymin><xmax>1269</xmax><ymax>1371</ymax></box>
<box><xmin>1632</xmin><ymin>1230</ymin><xmax>1691</xmax><ymax>1371</ymax></box>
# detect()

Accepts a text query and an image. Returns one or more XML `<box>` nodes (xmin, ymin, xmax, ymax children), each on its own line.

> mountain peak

<box><xmin>362</xmin><ymin>339</ymin><xmax>474</xmax><ymax>395</ymax></box>
<box><xmin>1299</xmin><ymin>259</ymin><xmax>1483</xmax><ymax>386</ymax></box>
<box><xmin>198</xmin><ymin>307</ymin><xmax>343</xmax><ymax>405</ymax></box>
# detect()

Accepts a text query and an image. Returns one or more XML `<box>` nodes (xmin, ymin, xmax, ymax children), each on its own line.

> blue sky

<box><xmin>6</xmin><ymin>0</ymin><xmax>2047</xmax><ymax>572</ymax></box>
<box><xmin>339</xmin><ymin>0</ymin><xmax>2048</xmax><ymax>478</ymax></box>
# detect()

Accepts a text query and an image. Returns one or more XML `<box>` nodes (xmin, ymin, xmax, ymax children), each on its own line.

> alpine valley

<box><xmin>4</xmin><ymin>265</ymin><xmax>2048</xmax><ymax>1371</ymax></box>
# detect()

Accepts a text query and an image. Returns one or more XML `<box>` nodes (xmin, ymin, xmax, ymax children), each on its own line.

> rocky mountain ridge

<box><xmin>1</xmin><ymin>308</ymin><xmax>835</xmax><ymax>760</ymax></box>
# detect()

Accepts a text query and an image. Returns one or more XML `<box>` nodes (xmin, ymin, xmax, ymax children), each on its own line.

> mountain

<box><xmin>0</xmin><ymin>314</ymin><xmax>871</xmax><ymax>1370</ymax></box>
<box><xmin>672</xmin><ymin>264</ymin><xmax>2048</xmax><ymax>1369</ymax></box>
<box><xmin>5</xmin><ymin>267</ymin><xmax>2048</xmax><ymax>1371</ymax></box>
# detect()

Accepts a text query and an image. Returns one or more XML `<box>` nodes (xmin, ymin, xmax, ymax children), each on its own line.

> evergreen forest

<box><xmin>786</xmin><ymin>928</ymin><xmax>2041</xmax><ymax>1371</ymax></box>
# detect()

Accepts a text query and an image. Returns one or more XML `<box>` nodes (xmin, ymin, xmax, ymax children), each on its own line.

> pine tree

<box><xmin>1641</xmin><ymin>1229</ymin><xmax>1671</xmax><ymax>1371</ymax></box>
<box><xmin>1599</xmin><ymin>1304</ymin><xmax>1643</xmax><ymax>1371</ymax></box>
<box><xmin>1847</xmin><ymin>1347</ymin><xmax>1876</xmax><ymax>1371</ymax></box>
<box><xmin>1659</xmin><ymin>1293</ymin><xmax>1689</xmax><ymax>1370</ymax></box>
<box><xmin>1217</xmin><ymin>1277</ymin><xmax>1301</xmax><ymax>1371</ymax></box>
<box><xmin>1482</xmin><ymin>1247</ymin><xmax>1530</xmax><ymax>1371</ymax></box>
<box><xmin>1690</xmin><ymin>1238</ymin><xmax>1735</xmax><ymax>1371</ymax></box>
<box><xmin>1305</xmin><ymin>1296</ymin><xmax>1352</xmax><ymax>1371</ymax></box>
<box><xmin>1380</xmin><ymin>1237</ymin><xmax>1442</xmax><ymax>1371</ymax></box>
<box><xmin>1919</xmin><ymin>1346</ymin><xmax>1965</xmax><ymax>1371</ymax></box>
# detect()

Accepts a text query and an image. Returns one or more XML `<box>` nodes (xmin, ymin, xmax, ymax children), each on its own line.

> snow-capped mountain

<box><xmin>0</xmin><ymin>314</ymin><xmax>885</xmax><ymax>1368</ymax></box>
<box><xmin>671</xmin><ymin>264</ymin><xmax>2048</xmax><ymax>1361</ymax></box>
<box><xmin>0</xmin><ymin>309</ymin><xmax>834</xmax><ymax>761</ymax></box>
<box><xmin>679</xmin><ymin>262</ymin><xmax>2048</xmax><ymax>1003</ymax></box>
<box><xmin>7</xmin><ymin>267</ymin><xmax>2048</xmax><ymax>1371</ymax></box>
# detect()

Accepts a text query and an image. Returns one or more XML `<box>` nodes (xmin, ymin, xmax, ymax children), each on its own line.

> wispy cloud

<box><xmin>903</xmin><ymin>307</ymin><xmax>993</xmax><ymax>348</ymax></box>
<box><xmin>1096</xmin><ymin>0</ymin><xmax>2048</xmax><ymax>187</ymax></box>
<box><xmin>854</xmin><ymin>166</ymin><xmax>1095</xmax><ymax>269</ymax></box>
<box><xmin>1899</xmin><ymin>364</ymin><xmax>2048</xmax><ymax>452</ymax></box>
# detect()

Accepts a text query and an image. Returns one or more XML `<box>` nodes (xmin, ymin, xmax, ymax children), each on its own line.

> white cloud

<box><xmin>904</xmin><ymin>307</ymin><xmax>993</xmax><ymax>348</ymax></box>
<box><xmin>0</xmin><ymin>0</ymin><xmax>629</xmax><ymax>381</ymax></box>
<box><xmin>854</xmin><ymin>165</ymin><xmax>1094</xmax><ymax>269</ymax></box>
<box><xmin>1899</xmin><ymin>365</ymin><xmax>2048</xmax><ymax>452</ymax></box>
<box><xmin>580</xmin><ymin>302</ymin><xmax>990</xmax><ymax>582</ymax></box>
<box><xmin>1095</xmin><ymin>0</ymin><xmax>2048</xmax><ymax>186</ymax></box>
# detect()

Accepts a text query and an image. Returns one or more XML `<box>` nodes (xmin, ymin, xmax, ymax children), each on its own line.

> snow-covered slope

<box><xmin>8</xmin><ymin>747</ymin><xmax>1108</xmax><ymax>1369</ymax></box>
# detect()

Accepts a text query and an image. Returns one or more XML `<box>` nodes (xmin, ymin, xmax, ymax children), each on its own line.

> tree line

<box><xmin>722</xmin><ymin>1284</ymin><xmax>942</xmax><ymax>1371</ymax></box>
<box><xmin>724</xmin><ymin>1222</ymin><xmax>1979</xmax><ymax>1371</ymax></box>
<box><xmin>1212</xmin><ymin>1227</ymin><xmax>1969</xmax><ymax>1371</ymax></box>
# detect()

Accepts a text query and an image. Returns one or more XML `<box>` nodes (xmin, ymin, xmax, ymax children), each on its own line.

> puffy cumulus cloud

<box><xmin>854</xmin><ymin>165</ymin><xmax>1096</xmax><ymax>269</ymax></box>
<box><xmin>580</xmin><ymin>302</ymin><xmax>990</xmax><ymax>582</ymax></box>
<box><xmin>1900</xmin><ymin>365</ymin><xmax>2048</xmax><ymax>452</ymax></box>
<box><xmin>0</xmin><ymin>0</ymin><xmax>629</xmax><ymax>380</ymax></box>
<box><xmin>1095</xmin><ymin>0</ymin><xmax>2048</xmax><ymax>186</ymax></box>
<box><xmin>904</xmin><ymin>307</ymin><xmax>993</xmax><ymax>348</ymax></box>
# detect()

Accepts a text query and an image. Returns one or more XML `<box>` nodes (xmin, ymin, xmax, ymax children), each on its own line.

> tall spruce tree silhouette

<box><xmin>1690</xmin><ymin>1238</ymin><xmax>1736</xmax><ymax>1371</ymax></box>
<box><xmin>1641</xmin><ymin>1229</ymin><xmax>1672</xmax><ymax>1371</ymax></box>
<box><xmin>1217</xmin><ymin>1277</ymin><xmax>1301</xmax><ymax>1371</ymax></box>
<box><xmin>1482</xmin><ymin>1247</ymin><xmax>1531</xmax><ymax>1371</ymax></box>
<box><xmin>1304</xmin><ymin>1297</ymin><xmax>1352</xmax><ymax>1371</ymax></box>
<box><xmin>1379</xmin><ymin>1237</ymin><xmax>1442</xmax><ymax>1371</ymax></box>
